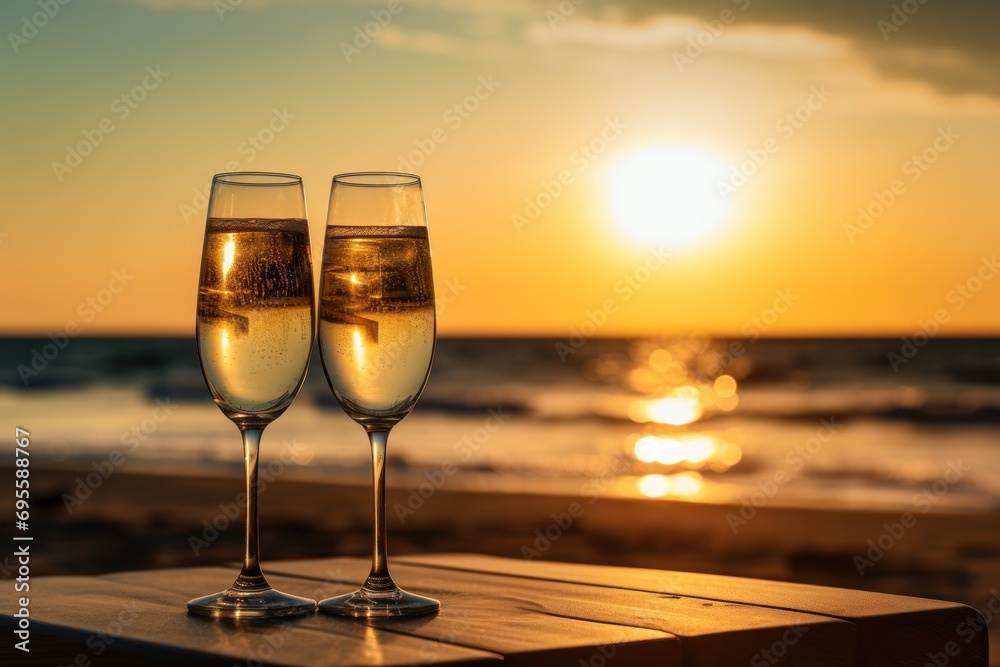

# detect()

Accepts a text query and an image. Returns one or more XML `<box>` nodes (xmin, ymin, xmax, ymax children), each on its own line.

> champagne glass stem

<box><xmin>318</xmin><ymin>423</ymin><xmax>438</xmax><ymax>617</ymax></box>
<box><xmin>366</xmin><ymin>429</ymin><xmax>394</xmax><ymax>591</ymax></box>
<box><xmin>237</xmin><ymin>426</ymin><xmax>266</xmax><ymax>588</ymax></box>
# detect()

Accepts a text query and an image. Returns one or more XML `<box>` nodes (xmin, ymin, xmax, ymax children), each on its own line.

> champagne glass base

<box><xmin>318</xmin><ymin>587</ymin><xmax>440</xmax><ymax>618</ymax></box>
<box><xmin>187</xmin><ymin>587</ymin><xmax>316</xmax><ymax>620</ymax></box>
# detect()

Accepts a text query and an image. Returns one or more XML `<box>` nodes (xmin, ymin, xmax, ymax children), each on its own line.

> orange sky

<box><xmin>2</xmin><ymin>0</ymin><xmax>1000</xmax><ymax>337</ymax></box>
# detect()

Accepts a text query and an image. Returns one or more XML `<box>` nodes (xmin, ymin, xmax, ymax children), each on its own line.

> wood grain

<box><xmin>112</xmin><ymin>561</ymin><xmax>680</xmax><ymax>667</ymax></box>
<box><xmin>398</xmin><ymin>553</ymin><xmax>989</xmax><ymax>667</ymax></box>
<box><xmin>266</xmin><ymin>557</ymin><xmax>854</xmax><ymax>666</ymax></box>
<box><xmin>0</xmin><ymin>570</ymin><xmax>498</xmax><ymax>666</ymax></box>
<box><xmin>1</xmin><ymin>554</ymin><xmax>986</xmax><ymax>666</ymax></box>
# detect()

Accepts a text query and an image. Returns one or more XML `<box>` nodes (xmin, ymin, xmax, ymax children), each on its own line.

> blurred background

<box><xmin>2</xmin><ymin>0</ymin><xmax>999</xmax><ymax>658</ymax></box>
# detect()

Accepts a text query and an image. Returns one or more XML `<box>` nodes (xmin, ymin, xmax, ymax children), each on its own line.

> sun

<box><xmin>609</xmin><ymin>145</ymin><xmax>733</xmax><ymax>247</ymax></box>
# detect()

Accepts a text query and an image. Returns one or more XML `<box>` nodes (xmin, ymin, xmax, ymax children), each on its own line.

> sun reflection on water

<box><xmin>638</xmin><ymin>471</ymin><xmax>704</xmax><ymax>498</ymax></box>
<box><xmin>630</xmin><ymin>386</ymin><xmax>704</xmax><ymax>425</ymax></box>
<box><xmin>631</xmin><ymin>433</ymin><xmax>742</xmax><ymax>471</ymax></box>
<box><xmin>586</xmin><ymin>338</ymin><xmax>754</xmax><ymax>496</ymax></box>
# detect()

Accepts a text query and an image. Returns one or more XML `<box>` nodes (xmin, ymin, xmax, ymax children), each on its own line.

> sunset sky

<box><xmin>2</xmin><ymin>0</ymin><xmax>999</xmax><ymax>336</ymax></box>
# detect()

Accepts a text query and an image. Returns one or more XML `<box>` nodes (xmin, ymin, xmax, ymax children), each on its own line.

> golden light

<box><xmin>637</xmin><ymin>471</ymin><xmax>704</xmax><ymax>498</ymax></box>
<box><xmin>349</xmin><ymin>273</ymin><xmax>360</xmax><ymax>284</ymax></box>
<box><xmin>630</xmin><ymin>431</ymin><xmax>746</xmax><ymax>475</ymax></box>
<box><xmin>638</xmin><ymin>474</ymin><xmax>671</xmax><ymax>497</ymax></box>
<box><xmin>634</xmin><ymin>436</ymin><xmax>687</xmax><ymax>465</ymax></box>
<box><xmin>683</xmin><ymin>436</ymin><xmax>716</xmax><ymax>464</ymax></box>
<box><xmin>719</xmin><ymin>442</ymin><xmax>743</xmax><ymax>466</ymax></box>
<box><xmin>352</xmin><ymin>326</ymin><xmax>366</xmax><ymax>370</ymax></box>
<box><xmin>656</xmin><ymin>439</ymin><xmax>686</xmax><ymax>465</ymax></box>
<box><xmin>288</xmin><ymin>442</ymin><xmax>314</xmax><ymax>466</ymax></box>
<box><xmin>717</xmin><ymin>393</ymin><xmax>740</xmax><ymax>412</ymax></box>
<box><xmin>634</xmin><ymin>436</ymin><xmax>661</xmax><ymax>463</ymax></box>
<box><xmin>648</xmin><ymin>348</ymin><xmax>672</xmax><ymax>372</ymax></box>
<box><xmin>220</xmin><ymin>326</ymin><xmax>230</xmax><ymax>358</ymax></box>
<box><xmin>221</xmin><ymin>235</ymin><xmax>236</xmax><ymax>281</ymax></box>
<box><xmin>714</xmin><ymin>374</ymin><xmax>738</xmax><ymax>398</ymax></box>
<box><xmin>631</xmin><ymin>386</ymin><xmax>703</xmax><ymax>425</ymax></box>
<box><xmin>633</xmin><ymin>435</ymin><xmax>722</xmax><ymax>467</ymax></box>
<box><xmin>609</xmin><ymin>145</ymin><xmax>733</xmax><ymax>247</ymax></box>
<box><xmin>671</xmin><ymin>471</ymin><xmax>704</xmax><ymax>496</ymax></box>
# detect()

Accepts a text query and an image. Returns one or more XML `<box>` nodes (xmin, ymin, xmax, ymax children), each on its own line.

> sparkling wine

<box><xmin>318</xmin><ymin>225</ymin><xmax>435</xmax><ymax>422</ymax></box>
<box><xmin>197</xmin><ymin>218</ymin><xmax>314</xmax><ymax>417</ymax></box>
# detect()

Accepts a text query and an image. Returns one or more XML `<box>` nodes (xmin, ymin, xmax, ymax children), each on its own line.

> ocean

<box><xmin>3</xmin><ymin>336</ymin><xmax>999</xmax><ymax>513</ymax></box>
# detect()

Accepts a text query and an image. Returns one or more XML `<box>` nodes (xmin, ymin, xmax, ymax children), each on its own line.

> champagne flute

<box><xmin>187</xmin><ymin>172</ymin><xmax>317</xmax><ymax>619</ymax></box>
<box><xmin>317</xmin><ymin>172</ymin><xmax>439</xmax><ymax>617</ymax></box>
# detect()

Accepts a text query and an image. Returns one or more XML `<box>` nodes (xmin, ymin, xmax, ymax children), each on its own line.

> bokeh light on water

<box><xmin>584</xmin><ymin>337</ymin><xmax>752</xmax><ymax>496</ymax></box>
<box><xmin>637</xmin><ymin>471</ymin><xmax>704</xmax><ymax>498</ymax></box>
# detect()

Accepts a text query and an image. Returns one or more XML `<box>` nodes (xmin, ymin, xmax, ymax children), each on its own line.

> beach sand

<box><xmin>8</xmin><ymin>464</ymin><xmax>1000</xmax><ymax>662</ymax></box>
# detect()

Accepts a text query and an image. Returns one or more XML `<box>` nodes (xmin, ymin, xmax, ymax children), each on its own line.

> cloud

<box><xmin>113</xmin><ymin>0</ymin><xmax>304</xmax><ymax>7</ymax></box>
<box><xmin>525</xmin><ymin>10</ymin><xmax>1000</xmax><ymax>117</ymax></box>
<box><xmin>114</xmin><ymin>0</ymin><xmax>538</xmax><ymax>11</ymax></box>
<box><xmin>529</xmin><ymin>15</ymin><xmax>845</xmax><ymax>60</ymax></box>
<box><xmin>529</xmin><ymin>14</ymin><xmax>698</xmax><ymax>52</ymax></box>
<box><xmin>108</xmin><ymin>0</ymin><xmax>1000</xmax><ymax>104</ymax></box>
<box><xmin>410</xmin><ymin>0</ymin><xmax>537</xmax><ymax>16</ymax></box>
<box><xmin>375</xmin><ymin>24</ymin><xmax>516</xmax><ymax>59</ymax></box>
<box><xmin>565</xmin><ymin>0</ymin><xmax>1000</xmax><ymax>100</ymax></box>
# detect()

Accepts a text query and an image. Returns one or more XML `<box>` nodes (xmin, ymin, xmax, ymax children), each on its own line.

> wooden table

<box><xmin>1</xmin><ymin>553</ymin><xmax>988</xmax><ymax>666</ymax></box>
